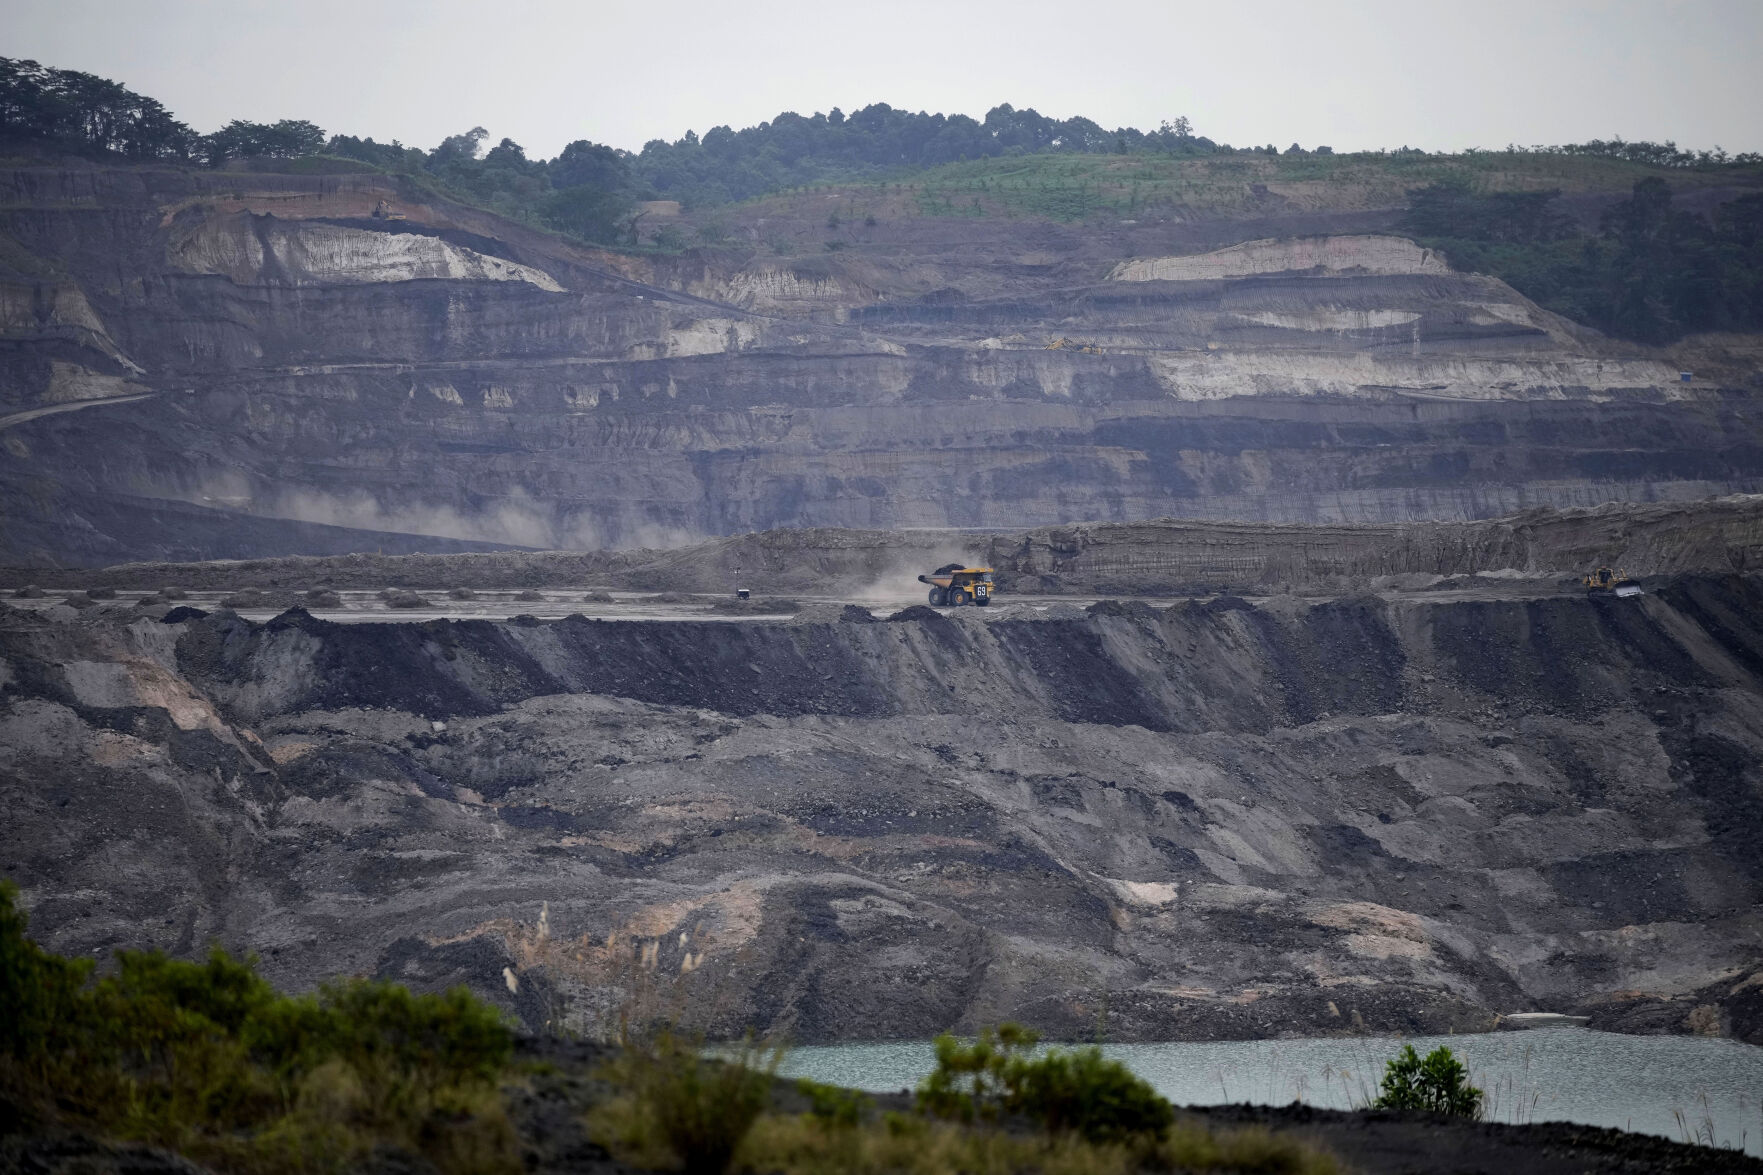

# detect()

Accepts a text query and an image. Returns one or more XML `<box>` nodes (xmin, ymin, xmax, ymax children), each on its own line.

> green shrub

<box><xmin>1369</xmin><ymin>1044</ymin><xmax>1483</xmax><ymax>1118</ymax></box>
<box><xmin>295</xmin><ymin>979</ymin><xmax>513</xmax><ymax>1119</ymax></box>
<box><xmin>0</xmin><ymin>880</ymin><xmax>518</xmax><ymax>1172</ymax></box>
<box><xmin>89</xmin><ymin>948</ymin><xmax>280</xmax><ymax>1144</ymax></box>
<box><xmin>917</xmin><ymin>1023</ymin><xmax>1173</xmax><ymax>1144</ymax></box>
<box><xmin>1007</xmin><ymin>1041</ymin><xmax>1174</xmax><ymax>1144</ymax></box>
<box><xmin>0</xmin><ymin>879</ymin><xmax>104</xmax><ymax>1126</ymax></box>
<box><xmin>916</xmin><ymin>1024</ymin><xmax>1022</xmax><ymax>1126</ymax></box>
<box><xmin>596</xmin><ymin>1032</ymin><xmax>779</xmax><ymax>1175</ymax></box>
<box><xmin>796</xmin><ymin>1077</ymin><xmax>871</xmax><ymax>1128</ymax></box>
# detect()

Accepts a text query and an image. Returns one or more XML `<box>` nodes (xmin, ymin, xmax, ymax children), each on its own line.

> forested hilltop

<box><xmin>3</xmin><ymin>54</ymin><xmax>1761</xmax><ymax>343</ymax></box>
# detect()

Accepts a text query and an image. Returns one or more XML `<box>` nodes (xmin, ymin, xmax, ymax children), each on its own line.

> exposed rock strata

<box><xmin>1107</xmin><ymin>235</ymin><xmax>1452</xmax><ymax>281</ymax></box>
<box><xmin>3</xmin><ymin>575</ymin><xmax>1759</xmax><ymax>1043</ymax></box>
<box><xmin>169</xmin><ymin>213</ymin><xmax>566</xmax><ymax>290</ymax></box>
<box><xmin>1</xmin><ymin>165</ymin><xmax>1759</xmax><ymax>565</ymax></box>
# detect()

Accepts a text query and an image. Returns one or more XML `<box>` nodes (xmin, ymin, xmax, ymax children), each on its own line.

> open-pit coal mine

<box><xmin>4</xmin><ymin>567</ymin><xmax>1762</xmax><ymax>1047</ymax></box>
<box><xmin>3</xmin><ymin>141</ymin><xmax>1763</xmax><ymax>1145</ymax></box>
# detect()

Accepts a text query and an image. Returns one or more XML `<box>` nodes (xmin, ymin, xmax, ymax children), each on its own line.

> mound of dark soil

<box><xmin>1086</xmin><ymin>599</ymin><xmax>1159</xmax><ymax>619</ymax></box>
<box><xmin>1189</xmin><ymin>1103</ymin><xmax>1763</xmax><ymax>1174</ymax></box>
<box><xmin>1577</xmin><ymin>966</ymin><xmax>1763</xmax><ymax>1046</ymax></box>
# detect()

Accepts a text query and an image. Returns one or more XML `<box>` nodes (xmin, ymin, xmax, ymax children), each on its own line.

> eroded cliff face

<box><xmin>2</xmin><ymin>577</ymin><xmax>1760</xmax><ymax>1042</ymax></box>
<box><xmin>1</xmin><ymin>164</ymin><xmax>1759</xmax><ymax>565</ymax></box>
<box><xmin>168</xmin><ymin>213</ymin><xmax>567</xmax><ymax>290</ymax></box>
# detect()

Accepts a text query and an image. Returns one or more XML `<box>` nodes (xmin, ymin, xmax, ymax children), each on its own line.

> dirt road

<box><xmin>0</xmin><ymin>392</ymin><xmax>157</xmax><ymax>432</ymax></box>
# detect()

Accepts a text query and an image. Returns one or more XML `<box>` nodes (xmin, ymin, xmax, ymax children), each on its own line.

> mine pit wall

<box><xmin>3</xmin><ymin>574</ymin><xmax>1762</xmax><ymax>1043</ymax></box>
<box><xmin>168</xmin><ymin>577</ymin><xmax>1763</xmax><ymax>735</ymax></box>
<box><xmin>6</xmin><ymin>164</ymin><xmax>1763</xmax><ymax>566</ymax></box>
<box><xmin>13</xmin><ymin>372</ymin><xmax>1763</xmax><ymax>565</ymax></box>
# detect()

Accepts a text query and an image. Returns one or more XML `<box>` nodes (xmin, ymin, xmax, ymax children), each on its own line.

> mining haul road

<box><xmin>5</xmin><ymin>576</ymin><xmax>1604</xmax><ymax>625</ymax></box>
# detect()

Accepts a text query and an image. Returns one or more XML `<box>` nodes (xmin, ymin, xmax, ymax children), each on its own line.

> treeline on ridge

<box><xmin>6</xmin><ymin>55</ymin><xmax>1762</xmax><ymax>345</ymax></box>
<box><xmin>7</xmin><ymin>54</ymin><xmax>1761</xmax><ymax>239</ymax></box>
<box><xmin>0</xmin><ymin>56</ymin><xmax>1232</xmax><ymax>240</ymax></box>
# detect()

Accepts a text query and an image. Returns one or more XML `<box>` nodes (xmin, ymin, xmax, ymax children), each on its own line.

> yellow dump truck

<box><xmin>918</xmin><ymin>564</ymin><xmax>995</xmax><ymax>607</ymax></box>
<box><xmin>1583</xmin><ymin>566</ymin><xmax>1642</xmax><ymax>597</ymax></box>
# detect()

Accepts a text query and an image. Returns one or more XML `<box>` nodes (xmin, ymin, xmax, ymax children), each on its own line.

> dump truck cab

<box><xmin>918</xmin><ymin>564</ymin><xmax>994</xmax><ymax>607</ymax></box>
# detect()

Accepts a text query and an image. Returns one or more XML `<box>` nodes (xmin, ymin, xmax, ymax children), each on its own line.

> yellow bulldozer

<box><xmin>918</xmin><ymin>564</ymin><xmax>995</xmax><ymax>607</ymax></box>
<box><xmin>1583</xmin><ymin>565</ymin><xmax>1642</xmax><ymax>597</ymax></box>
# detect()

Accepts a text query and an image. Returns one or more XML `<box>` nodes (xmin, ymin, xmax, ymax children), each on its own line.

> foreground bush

<box><xmin>588</xmin><ymin>1023</ymin><xmax>1336</xmax><ymax>1175</ymax></box>
<box><xmin>591</xmin><ymin>1031</ymin><xmax>780</xmax><ymax>1175</ymax></box>
<box><xmin>918</xmin><ymin>1023</ymin><xmax>1173</xmax><ymax>1144</ymax></box>
<box><xmin>0</xmin><ymin>880</ymin><xmax>517</xmax><ymax>1173</ymax></box>
<box><xmin>1370</xmin><ymin>1043</ymin><xmax>1484</xmax><ymax>1118</ymax></box>
<box><xmin>9</xmin><ymin>883</ymin><xmax>1340</xmax><ymax>1175</ymax></box>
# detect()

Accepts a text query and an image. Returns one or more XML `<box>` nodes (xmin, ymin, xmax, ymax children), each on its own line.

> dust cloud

<box><xmin>237</xmin><ymin>485</ymin><xmax>704</xmax><ymax>552</ymax></box>
<box><xmin>846</xmin><ymin>542</ymin><xmax>989</xmax><ymax>608</ymax></box>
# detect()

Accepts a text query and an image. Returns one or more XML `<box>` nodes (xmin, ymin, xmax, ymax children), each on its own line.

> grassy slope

<box><xmin>731</xmin><ymin>150</ymin><xmax>1763</xmax><ymax>227</ymax></box>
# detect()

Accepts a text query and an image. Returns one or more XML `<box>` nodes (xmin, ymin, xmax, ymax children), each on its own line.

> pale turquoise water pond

<box><xmin>780</xmin><ymin>1029</ymin><xmax>1763</xmax><ymax>1156</ymax></box>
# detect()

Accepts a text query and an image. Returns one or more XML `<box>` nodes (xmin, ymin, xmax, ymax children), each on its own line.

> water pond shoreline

<box><xmin>780</xmin><ymin>1027</ymin><xmax>1763</xmax><ymax>1158</ymax></box>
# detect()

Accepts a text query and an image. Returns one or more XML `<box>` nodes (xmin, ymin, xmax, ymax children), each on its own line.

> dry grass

<box><xmin>722</xmin><ymin>1112</ymin><xmax>1340</xmax><ymax>1175</ymax></box>
<box><xmin>588</xmin><ymin>1032</ymin><xmax>781</xmax><ymax>1175</ymax></box>
<box><xmin>593</xmin><ymin>1078</ymin><xmax>1339</xmax><ymax>1175</ymax></box>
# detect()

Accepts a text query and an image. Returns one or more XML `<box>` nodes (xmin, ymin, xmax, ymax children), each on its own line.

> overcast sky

<box><xmin>8</xmin><ymin>0</ymin><xmax>1762</xmax><ymax>160</ymax></box>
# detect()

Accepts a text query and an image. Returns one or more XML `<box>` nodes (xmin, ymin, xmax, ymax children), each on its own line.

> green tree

<box><xmin>203</xmin><ymin>118</ymin><xmax>325</xmax><ymax>165</ymax></box>
<box><xmin>325</xmin><ymin>133</ymin><xmax>424</xmax><ymax>171</ymax></box>
<box><xmin>550</xmin><ymin>139</ymin><xmax>630</xmax><ymax>190</ymax></box>
<box><xmin>429</xmin><ymin>125</ymin><xmax>488</xmax><ymax>165</ymax></box>
<box><xmin>542</xmin><ymin>183</ymin><xmax>632</xmax><ymax>244</ymax></box>
<box><xmin>0</xmin><ymin>57</ymin><xmax>199</xmax><ymax>159</ymax></box>
<box><xmin>481</xmin><ymin>136</ymin><xmax>534</xmax><ymax>173</ymax></box>
<box><xmin>1370</xmin><ymin>1044</ymin><xmax>1483</xmax><ymax>1117</ymax></box>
